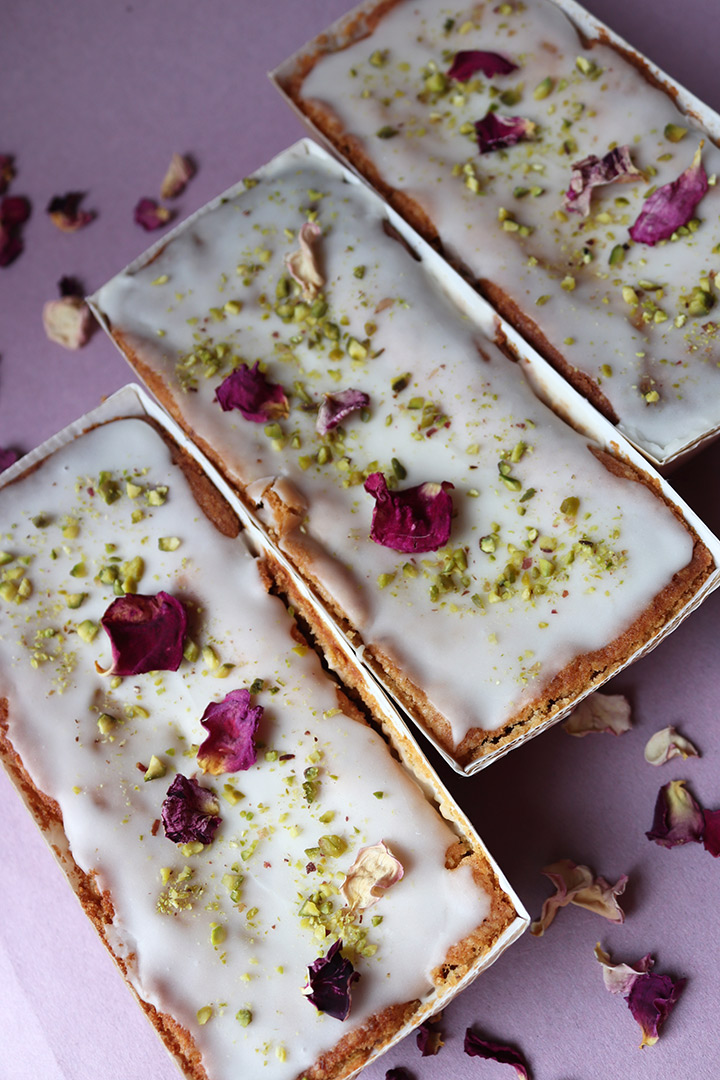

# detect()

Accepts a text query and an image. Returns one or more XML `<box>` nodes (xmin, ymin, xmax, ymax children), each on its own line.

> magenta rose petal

<box><xmin>629</xmin><ymin>144</ymin><xmax>708</xmax><ymax>245</ymax></box>
<box><xmin>196</xmin><ymin>689</ymin><xmax>263</xmax><ymax>775</ymax></box>
<box><xmin>216</xmin><ymin>362</ymin><xmax>289</xmax><ymax>422</ymax></box>
<box><xmin>160</xmin><ymin>153</ymin><xmax>195</xmax><ymax>199</ymax></box>
<box><xmin>134</xmin><ymin>197</ymin><xmax>173</xmax><ymax>231</ymax></box>
<box><xmin>0</xmin><ymin>155</ymin><xmax>15</xmax><ymax>196</ymax></box>
<box><xmin>447</xmin><ymin>50</ymin><xmax>517</xmax><ymax>81</ymax></box>
<box><xmin>594</xmin><ymin>943</ymin><xmax>653</xmax><ymax>996</ymax></box>
<box><xmin>530</xmin><ymin>859</ymin><xmax>627</xmax><ymax>936</ymax></box>
<box><xmin>364</xmin><ymin>472</ymin><xmax>453</xmax><ymax>553</ymax></box>
<box><xmin>416</xmin><ymin>1020</ymin><xmax>444</xmax><ymax>1056</ymax></box>
<box><xmin>0</xmin><ymin>195</ymin><xmax>31</xmax><ymax>268</ymax></box>
<box><xmin>385</xmin><ymin>1070</ymin><xmax>413</xmax><ymax>1080</ymax></box>
<box><xmin>565</xmin><ymin>146</ymin><xmax>642</xmax><ymax>216</ymax></box>
<box><xmin>0</xmin><ymin>448</ymin><xmax>18</xmax><ymax>473</ymax></box>
<box><xmin>595</xmin><ymin>944</ymin><xmax>685</xmax><ymax>1048</ymax></box>
<box><xmin>161</xmin><ymin>774</ymin><xmax>222</xmax><ymax>844</ymax></box>
<box><xmin>100</xmin><ymin>591</ymin><xmax>187</xmax><ymax>676</ymax></box>
<box><xmin>303</xmin><ymin>940</ymin><xmax>359</xmax><ymax>1021</ymax></box>
<box><xmin>285</xmin><ymin>221</ymin><xmax>324</xmax><ymax>300</ymax></box>
<box><xmin>316</xmin><ymin>389</ymin><xmax>370</xmax><ymax>435</ymax></box>
<box><xmin>645</xmin><ymin>779</ymin><xmax>704</xmax><ymax>848</ymax></box>
<box><xmin>474</xmin><ymin>112</ymin><xmax>535</xmax><ymax>154</ymax></box>
<box><xmin>702</xmin><ymin>808</ymin><xmax>720</xmax><ymax>857</ymax></box>
<box><xmin>47</xmin><ymin>191</ymin><xmax>95</xmax><ymax>232</ymax></box>
<box><xmin>562</xmin><ymin>692</ymin><xmax>632</xmax><ymax>737</ymax></box>
<box><xmin>464</xmin><ymin>1030</ymin><xmax>530</xmax><ymax>1079</ymax></box>
<box><xmin>644</xmin><ymin>726</ymin><xmax>700</xmax><ymax>766</ymax></box>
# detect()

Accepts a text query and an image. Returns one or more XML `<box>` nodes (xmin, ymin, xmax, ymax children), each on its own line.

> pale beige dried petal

<box><xmin>644</xmin><ymin>726</ymin><xmax>700</xmax><ymax>766</ymax></box>
<box><xmin>530</xmin><ymin>858</ymin><xmax>627</xmax><ymax>936</ymax></box>
<box><xmin>285</xmin><ymin>221</ymin><xmax>324</xmax><ymax>300</ymax></box>
<box><xmin>160</xmin><ymin>153</ymin><xmax>195</xmax><ymax>200</ymax></box>
<box><xmin>42</xmin><ymin>296</ymin><xmax>94</xmax><ymax>349</ymax></box>
<box><xmin>341</xmin><ymin>841</ymin><xmax>403</xmax><ymax>912</ymax></box>
<box><xmin>563</xmin><ymin>692</ymin><xmax>632</xmax><ymax>737</ymax></box>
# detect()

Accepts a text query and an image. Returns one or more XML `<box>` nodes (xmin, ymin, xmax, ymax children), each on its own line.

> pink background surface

<box><xmin>2</xmin><ymin>1</ymin><xmax>720</xmax><ymax>1078</ymax></box>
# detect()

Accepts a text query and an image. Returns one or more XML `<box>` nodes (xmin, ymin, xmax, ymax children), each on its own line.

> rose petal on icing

<box><xmin>0</xmin><ymin>448</ymin><xmax>18</xmax><ymax>473</ymax></box>
<box><xmin>447</xmin><ymin>50</ymin><xmax>518</xmax><ymax>81</ymax></box>
<box><xmin>562</xmin><ymin>692</ymin><xmax>632</xmax><ymax>737</ymax></box>
<box><xmin>160</xmin><ymin>153</ymin><xmax>195</xmax><ymax>199</ymax></box>
<box><xmin>702</xmin><ymin>808</ymin><xmax>720</xmax><ymax>857</ymax></box>
<box><xmin>161</xmin><ymin>774</ymin><xmax>222</xmax><ymax>844</ymax></box>
<box><xmin>416</xmin><ymin>1020</ymin><xmax>444</xmax><ymax>1056</ymax></box>
<box><xmin>364</xmin><ymin>472</ymin><xmax>454</xmax><ymax>553</ymax></box>
<box><xmin>196</xmin><ymin>689</ymin><xmax>263</xmax><ymax>775</ymax></box>
<box><xmin>629</xmin><ymin>144</ymin><xmax>708</xmax><ymax>245</ymax></box>
<box><xmin>530</xmin><ymin>859</ymin><xmax>627</xmax><ymax>936</ymax></box>
<box><xmin>565</xmin><ymin>146</ymin><xmax>643</xmax><ymax>216</ymax></box>
<box><xmin>216</xmin><ymin>361</ymin><xmax>289</xmax><ymax>423</ymax></box>
<box><xmin>644</xmin><ymin>726</ymin><xmax>700</xmax><ymax>767</ymax></box>
<box><xmin>285</xmin><ymin>221</ymin><xmax>324</xmax><ymax>301</ymax></box>
<box><xmin>595</xmin><ymin>944</ymin><xmax>685</xmax><ymax>1048</ymax></box>
<box><xmin>46</xmin><ymin>191</ymin><xmax>95</xmax><ymax>232</ymax></box>
<box><xmin>341</xmin><ymin>841</ymin><xmax>404</xmax><ymax>912</ymax></box>
<box><xmin>303</xmin><ymin>939</ymin><xmax>359</xmax><ymax>1021</ymax></box>
<box><xmin>646</xmin><ymin>779</ymin><xmax>705</xmax><ymax>848</ymax></box>
<box><xmin>134</xmin><ymin>197</ymin><xmax>173</xmax><ymax>231</ymax></box>
<box><xmin>316</xmin><ymin>388</ymin><xmax>370</xmax><ymax>435</ymax></box>
<box><xmin>42</xmin><ymin>296</ymin><xmax>94</xmax><ymax>349</ymax></box>
<box><xmin>0</xmin><ymin>155</ymin><xmax>15</xmax><ymax>197</ymax></box>
<box><xmin>100</xmin><ymin>591</ymin><xmax>187</xmax><ymax>676</ymax></box>
<box><xmin>475</xmin><ymin>112</ymin><xmax>535</xmax><ymax>154</ymax></box>
<box><xmin>464</xmin><ymin>1030</ymin><xmax>530</xmax><ymax>1079</ymax></box>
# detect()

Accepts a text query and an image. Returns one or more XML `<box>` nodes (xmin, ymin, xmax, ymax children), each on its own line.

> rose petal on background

<box><xmin>385</xmin><ymin>1070</ymin><xmax>413</xmax><ymax>1080</ymax></box>
<box><xmin>475</xmin><ymin>112</ymin><xmax>535</xmax><ymax>154</ymax></box>
<box><xmin>645</xmin><ymin>779</ymin><xmax>704</xmax><ymax>848</ymax></box>
<box><xmin>160</xmin><ymin>152</ymin><xmax>195</xmax><ymax>199</ymax></box>
<box><xmin>565</xmin><ymin>145</ymin><xmax>642</xmax><ymax>216</ymax></box>
<box><xmin>303</xmin><ymin>940</ymin><xmax>359</xmax><ymax>1021</ymax></box>
<box><xmin>702</xmin><ymin>808</ymin><xmax>720</xmax><ymax>857</ymax></box>
<box><xmin>134</xmin><ymin>196</ymin><xmax>173</xmax><ymax>231</ymax></box>
<box><xmin>531</xmin><ymin>859</ymin><xmax>627</xmax><ymax>936</ymax></box>
<box><xmin>216</xmin><ymin>361</ymin><xmax>289</xmax><ymax>422</ymax></box>
<box><xmin>58</xmin><ymin>274</ymin><xmax>84</xmax><ymax>297</ymax></box>
<box><xmin>364</xmin><ymin>472</ymin><xmax>453</xmax><ymax>553</ymax></box>
<box><xmin>594</xmin><ymin>943</ymin><xmax>654</xmax><ymax>996</ymax></box>
<box><xmin>416</xmin><ymin>1020</ymin><xmax>444</xmax><ymax>1056</ymax></box>
<box><xmin>644</xmin><ymin>726</ymin><xmax>700</xmax><ymax>766</ymax></box>
<box><xmin>0</xmin><ymin>195</ymin><xmax>31</xmax><ymax>268</ymax></box>
<box><xmin>197</xmin><ymin>688</ymin><xmax>263</xmax><ymax>774</ymax></box>
<box><xmin>596</xmin><ymin>945</ymin><xmax>685</xmax><ymax>1048</ymax></box>
<box><xmin>285</xmin><ymin>221</ymin><xmax>324</xmax><ymax>300</ymax></box>
<box><xmin>341</xmin><ymin>841</ymin><xmax>404</xmax><ymax>912</ymax></box>
<box><xmin>0</xmin><ymin>448</ymin><xmax>18</xmax><ymax>473</ymax></box>
<box><xmin>42</xmin><ymin>296</ymin><xmax>94</xmax><ymax>349</ymax></box>
<box><xmin>464</xmin><ymin>1030</ymin><xmax>530</xmax><ymax>1079</ymax></box>
<box><xmin>562</xmin><ymin>692</ymin><xmax>632</xmax><ymax>737</ymax></box>
<box><xmin>46</xmin><ymin>191</ymin><xmax>95</xmax><ymax>232</ymax></box>
<box><xmin>316</xmin><ymin>388</ymin><xmax>370</xmax><ymax>435</ymax></box>
<box><xmin>161</xmin><ymin>774</ymin><xmax>222</xmax><ymax>844</ymax></box>
<box><xmin>447</xmin><ymin>50</ymin><xmax>517</xmax><ymax>81</ymax></box>
<box><xmin>100</xmin><ymin>591</ymin><xmax>187</xmax><ymax>676</ymax></box>
<box><xmin>629</xmin><ymin>144</ymin><xmax>708</xmax><ymax>245</ymax></box>
<box><xmin>0</xmin><ymin>154</ymin><xmax>15</xmax><ymax>196</ymax></box>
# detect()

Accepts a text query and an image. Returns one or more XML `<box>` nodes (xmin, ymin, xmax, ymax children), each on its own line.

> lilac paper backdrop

<box><xmin>1</xmin><ymin>1</ymin><xmax>719</xmax><ymax>1078</ymax></box>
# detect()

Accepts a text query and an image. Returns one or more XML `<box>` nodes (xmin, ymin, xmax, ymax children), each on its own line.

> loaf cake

<box><xmin>0</xmin><ymin>411</ymin><xmax>522</xmax><ymax>1080</ymax></box>
<box><xmin>278</xmin><ymin>0</ymin><xmax>720</xmax><ymax>462</ymax></box>
<box><xmin>91</xmin><ymin>143</ymin><xmax>713</xmax><ymax>770</ymax></box>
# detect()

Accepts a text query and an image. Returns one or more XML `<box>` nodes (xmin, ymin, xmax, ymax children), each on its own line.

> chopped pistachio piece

<box><xmin>144</xmin><ymin>755</ymin><xmax>167</xmax><ymax>781</ymax></box>
<box><xmin>158</xmin><ymin>536</ymin><xmax>181</xmax><ymax>552</ymax></box>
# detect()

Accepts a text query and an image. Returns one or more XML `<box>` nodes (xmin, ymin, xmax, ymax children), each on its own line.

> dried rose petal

<box><xmin>47</xmin><ymin>192</ymin><xmax>95</xmax><ymax>232</ymax></box>
<box><xmin>160</xmin><ymin>153</ymin><xmax>195</xmax><ymax>199</ymax></box>
<box><xmin>0</xmin><ymin>195</ymin><xmax>30</xmax><ymax>268</ymax></box>
<box><xmin>416</xmin><ymin>1020</ymin><xmax>444</xmax><ymax>1056</ymax></box>
<box><xmin>0</xmin><ymin>155</ymin><xmax>15</xmax><ymax>196</ymax></box>
<box><xmin>565</xmin><ymin>146</ymin><xmax>642</xmax><ymax>216</ymax></box>
<box><xmin>216</xmin><ymin>362</ymin><xmax>289</xmax><ymax>423</ymax></box>
<box><xmin>0</xmin><ymin>448</ymin><xmax>18</xmax><ymax>473</ymax></box>
<box><xmin>644</xmin><ymin>726</ymin><xmax>700</xmax><ymax>766</ymax></box>
<box><xmin>595</xmin><ymin>944</ymin><xmax>685</xmax><ymax>1048</ymax></box>
<box><xmin>629</xmin><ymin>144</ymin><xmax>708</xmax><ymax>245</ymax></box>
<box><xmin>197</xmin><ymin>689</ymin><xmax>263</xmax><ymax>775</ymax></box>
<box><xmin>285</xmin><ymin>221</ymin><xmax>324</xmax><ymax>300</ymax></box>
<box><xmin>341</xmin><ymin>841</ymin><xmax>404</xmax><ymax>912</ymax></box>
<box><xmin>464</xmin><ymin>1030</ymin><xmax>529</xmax><ymax>1079</ymax></box>
<box><xmin>364</xmin><ymin>472</ymin><xmax>453</xmax><ymax>553</ymax></box>
<box><xmin>161</xmin><ymin>774</ymin><xmax>221</xmax><ymax>844</ymax></box>
<box><xmin>475</xmin><ymin>112</ymin><xmax>535</xmax><ymax>154</ymax></box>
<box><xmin>530</xmin><ymin>859</ymin><xmax>627</xmax><ymax>936</ymax></box>
<box><xmin>42</xmin><ymin>296</ymin><xmax>94</xmax><ymax>349</ymax></box>
<box><xmin>562</xmin><ymin>692</ymin><xmax>632</xmax><ymax>737</ymax></box>
<box><xmin>134</xmin><ymin>197</ymin><xmax>173</xmax><ymax>231</ymax></box>
<box><xmin>594</xmin><ymin>943</ymin><xmax>653</xmax><ymax>996</ymax></box>
<box><xmin>646</xmin><ymin>779</ymin><xmax>704</xmax><ymax>848</ymax></box>
<box><xmin>100</xmin><ymin>591</ymin><xmax>187</xmax><ymax>677</ymax></box>
<box><xmin>386</xmin><ymin>1070</ymin><xmax>412</xmax><ymax>1080</ymax></box>
<box><xmin>316</xmin><ymin>389</ymin><xmax>370</xmax><ymax>435</ymax></box>
<box><xmin>702</xmin><ymin>808</ymin><xmax>720</xmax><ymax>857</ymax></box>
<box><xmin>58</xmin><ymin>275</ymin><xmax>84</xmax><ymax>297</ymax></box>
<box><xmin>447</xmin><ymin>51</ymin><xmax>517</xmax><ymax>81</ymax></box>
<box><xmin>303</xmin><ymin>940</ymin><xmax>359</xmax><ymax>1021</ymax></box>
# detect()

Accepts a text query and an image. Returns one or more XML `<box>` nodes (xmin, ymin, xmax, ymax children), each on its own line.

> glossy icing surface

<box><xmin>0</xmin><ymin>418</ymin><xmax>492</xmax><ymax>1080</ymax></box>
<box><xmin>298</xmin><ymin>0</ymin><xmax>720</xmax><ymax>460</ymax></box>
<box><xmin>94</xmin><ymin>146</ymin><xmax>694</xmax><ymax>747</ymax></box>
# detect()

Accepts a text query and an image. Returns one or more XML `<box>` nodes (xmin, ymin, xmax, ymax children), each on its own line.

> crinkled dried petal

<box><xmin>134</xmin><ymin>197</ymin><xmax>173</xmax><ymax>231</ymax></box>
<box><xmin>316</xmin><ymin>388</ymin><xmax>370</xmax><ymax>435</ymax></box>
<box><xmin>629</xmin><ymin>144</ymin><xmax>708</xmax><ymax>245</ymax></box>
<box><xmin>562</xmin><ymin>692</ymin><xmax>632</xmax><ymax>737</ymax></box>
<box><xmin>596</xmin><ymin>944</ymin><xmax>685</xmax><ymax>1047</ymax></box>
<box><xmin>46</xmin><ymin>192</ymin><xmax>95</xmax><ymax>232</ymax></box>
<box><xmin>644</xmin><ymin>726</ymin><xmax>700</xmax><ymax>766</ymax></box>
<box><xmin>416</xmin><ymin>1020</ymin><xmax>444</xmax><ymax>1056</ymax></box>
<box><xmin>216</xmin><ymin>361</ymin><xmax>289</xmax><ymax>422</ymax></box>
<box><xmin>364</xmin><ymin>472</ymin><xmax>454</xmax><ymax>553</ymax></box>
<box><xmin>303</xmin><ymin>940</ymin><xmax>359</xmax><ymax>1021</ymax></box>
<box><xmin>565</xmin><ymin>146</ymin><xmax>642</xmax><ymax>216</ymax></box>
<box><xmin>0</xmin><ymin>155</ymin><xmax>15</xmax><ymax>196</ymax></box>
<box><xmin>100</xmin><ymin>591</ymin><xmax>187</xmax><ymax>676</ymax></box>
<box><xmin>0</xmin><ymin>448</ymin><xmax>18</xmax><ymax>473</ymax></box>
<box><xmin>42</xmin><ymin>296</ymin><xmax>94</xmax><ymax>349</ymax></box>
<box><xmin>161</xmin><ymin>773</ymin><xmax>221</xmax><ymax>844</ymax></box>
<box><xmin>197</xmin><ymin>689</ymin><xmax>263</xmax><ymax>774</ymax></box>
<box><xmin>530</xmin><ymin>859</ymin><xmax>627</xmax><ymax>936</ymax></box>
<box><xmin>285</xmin><ymin>221</ymin><xmax>324</xmax><ymax>300</ymax></box>
<box><xmin>1</xmin><ymin>195</ymin><xmax>30</xmax><ymax>228</ymax></box>
<box><xmin>447</xmin><ymin>50</ymin><xmax>517</xmax><ymax>81</ymax></box>
<box><xmin>475</xmin><ymin>112</ymin><xmax>535</xmax><ymax>154</ymax></box>
<box><xmin>341</xmin><ymin>841</ymin><xmax>404</xmax><ymax>912</ymax></box>
<box><xmin>702</xmin><ymin>808</ymin><xmax>720</xmax><ymax>857</ymax></box>
<box><xmin>646</xmin><ymin>779</ymin><xmax>704</xmax><ymax>848</ymax></box>
<box><xmin>58</xmin><ymin>275</ymin><xmax>84</xmax><ymax>298</ymax></box>
<box><xmin>594</xmin><ymin>943</ymin><xmax>653</xmax><ymax>996</ymax></box>
<box><xmin>385</xmin><ymin>1070</ymin><xmax>412</xmax><ymax>1080</ymax></box>
<box><xmin>160</xmin><ymin>153</ymin><xmax>195</xmax><ymax>199</ymax></box>
<box><xmin>0</xmin><ymin>224</ymin><xmax>23</xmax><ymax>267</ymax></box>
<box><xmin>464</xmin><ymin>1030</ymin><xmax>529</xmax><ymax>1079</ymax></box>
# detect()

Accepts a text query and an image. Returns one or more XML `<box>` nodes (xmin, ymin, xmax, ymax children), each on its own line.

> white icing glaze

<box><xmin>94</xmin><ymin>146</ymin><xmax>694</xmax><ymax>748</ymax></box>
<box><xmin>298</xmin><ymin>0</ymin><xmax>720</xmax><ymax>459</ymax></box>
<box><xmin>0</xmin><ymin>418</ymin><xmax>491</xmax><ymax>1080</ymax></box>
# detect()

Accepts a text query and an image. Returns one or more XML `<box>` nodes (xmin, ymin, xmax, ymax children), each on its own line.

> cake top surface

<box><xmin>0</xmin><ymin>416</ymin><xmax>496</xmax><ymax>1080</ymax></box>
<box><xmin>94</xmin><ymin>144</ymin><xmax>695</xmax><ymax>756</ymax></box>
<box><xmin>294</xmin><ymin>0</ymin><xmax>720</xmax><ymax>460</ymax></box>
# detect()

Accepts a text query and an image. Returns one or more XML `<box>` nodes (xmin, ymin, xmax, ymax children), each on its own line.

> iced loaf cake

<box><xmin>91</xmin><ymin>143</ymin><xmax>713</xmax><ymax>769</ymax></box>
<box><xmin>279</xmin><ymin>0</ymin><xmax>720</xmax><ymax>462</ymax></box>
